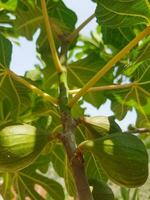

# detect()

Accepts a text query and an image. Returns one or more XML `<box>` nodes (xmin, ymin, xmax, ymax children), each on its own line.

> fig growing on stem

<box><xmin>79</xmin><ymin>133</ymin><xmax>148</xmax><ymax>188</ymax></box>
<box><xmin>82</xmin><ymin>116</ymin><xmax>122</xmax><ymax>139</ymax></box>
<box><xmin>0</xmin><ymin>124</ymin><xmax>48</xmax><ymax>172</ymax></box>
<box><xmin>82</xmin><ymin>116</ymin><xmax>110</xmax><ymax>138</ymax></box>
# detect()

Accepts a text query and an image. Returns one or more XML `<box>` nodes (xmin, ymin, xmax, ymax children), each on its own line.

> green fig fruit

<box><xmin>83</xmin><ymin>116</ymin><xmax>110</xmax><ymax>137</ymax></box>
<box><xmin>79</xmin><ymin>134</ymin><xmax>148</xmax><ymax>187</ymax></box>
<box><xmin>0</xmin><ymin>124</ymin><xmax>48</xmax><ymax>172</ymax></box>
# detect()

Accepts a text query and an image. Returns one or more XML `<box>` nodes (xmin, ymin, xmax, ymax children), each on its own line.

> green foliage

<box><xmin>0</xmin><ymin>155</ymin><xmax>65</xmax><ymax>200</ymax></box>
<box><xmin>0</xmin><ymin>34</ymin><xmax>12</xmax><ymax>67</ymax></box>
<box><xmin>95</xmin><ymin>0</ymin><xmax>150</xmax><ymax>27</ymax></box>
<box><xmin>0</xmin><ymin>0</ymin><xmax>17</xmax><ymax>11</ymax></box>
<box><xmin>0</xmin><ymin>0</ymin><xmax>150</xmax><ymax>199</ymax></box>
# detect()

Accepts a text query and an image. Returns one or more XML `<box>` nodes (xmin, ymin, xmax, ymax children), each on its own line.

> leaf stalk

<box><xmin>8</xmin><ymin>70</ymin><xmax>58</xmax><ymax>105</ymax></box>
<box><xmin>40</xmin><ymin>0</ymin><xmax>63</xmax><ymax>73</ymax></box>
<box><xmin>69</xmin><ymin>82</ymin><xmax>137</xmax><ymax>94</ymax></box>
<box><xmin>68</xmin><ymin>25</ymin><xmax>150</xmax><ymax>107</ymax></box>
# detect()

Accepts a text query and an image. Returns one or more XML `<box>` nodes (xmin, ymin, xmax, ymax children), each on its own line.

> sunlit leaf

<box><xmin>95</xmin><ymin>0</ymin><xmax>150</xmax><ymax>27</ymax></box>
<box><xmin>0</xmin><ymin>70</ymin><xmax>32</xmax><ymax>122</ymax></box>
<box><xmin>13</xmin><ymin>0</ymin><xmax>77</xmax><ymax>40</ymax></box>
<box><xmin>68</xmin><ymin>54</ymin><xmax>113</xmax><ymax>107</ymax></box>
<box><xmin>101</xmin><ymin>26</ymin><xmax>136</xmax><ymax>50</ymax></box>
<box><xmin>0</xmin><ymin>0</ymin><xmax>18</xmax><ymax>11</ymax></box>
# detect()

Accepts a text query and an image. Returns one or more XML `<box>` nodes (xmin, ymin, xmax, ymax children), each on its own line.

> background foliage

<box><xmin>0</xmin><ymin>0</ymin><xmax>150</xmax><ymax>199</ymax></box>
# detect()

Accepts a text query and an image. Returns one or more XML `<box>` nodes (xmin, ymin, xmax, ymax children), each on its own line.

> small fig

<box><xmin>0</xmin><ymin>124</ymin><xmax>48</xmax><ymax>172</ymax></box>
<box><xmin>83</xmin><ymin>116</ymin><xmax>110</xmax><ymax>137</ymax></box>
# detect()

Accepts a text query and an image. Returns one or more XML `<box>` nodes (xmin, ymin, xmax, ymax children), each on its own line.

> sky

<box><xmin>10</xmin><ymin>0</ymin><xmax>136</xmax><ymax>130</ymax></box>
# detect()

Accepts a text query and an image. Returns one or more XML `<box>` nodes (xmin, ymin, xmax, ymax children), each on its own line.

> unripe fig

<box><xmin>0</xmin><ymin>124</ymin><xmax>48</xmax><ymax>172</ymax></box>
<box><xmin>83</xmin><ymin>116</ymin><xmax>110</xmax><ymax>137</ymax></box>
<box><xmin>79</xmin><ymin>134</ymin><xmax>148</xmax><ymax>187</ymax></box>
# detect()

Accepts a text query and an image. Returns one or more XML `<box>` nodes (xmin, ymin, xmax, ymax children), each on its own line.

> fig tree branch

<box><xmin>68</xmin><ymin>25</ymin><xmax>150</xmax><ymax>107</ymax></box>
<box><xmin>124</xmin><ymin>128</ymin><xmax>150</xmax><ymax>134</ymax></box>
<box><xmin>41</xmin><ymin>0</ymin><xmax>63</xmax><ymax>73</ymax></box>
<box><xmin>58</xmin><ymin>71</ymin><xmax>93</xmax><ymax>200</ymax></box>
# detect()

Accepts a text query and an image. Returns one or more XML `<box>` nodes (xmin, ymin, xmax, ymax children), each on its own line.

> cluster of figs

<box><xmin>0</xmin><ymin>116</ymin><xmax>148</xmax><ymax>192</ymax></box>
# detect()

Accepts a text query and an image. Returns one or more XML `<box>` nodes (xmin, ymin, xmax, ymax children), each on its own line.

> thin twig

<box><xmin>68</xmin><ymin>25</ymin><xmax>150</xmax><ymax>107</ymax></box>
<box><xmin>124</xmin><ymin>128</ymin><xmax>150</xmax><ymax>134</ymax></box>
<box><xmin>67</xmin><ymin>14</ymin><xmax>95</xmax><ymax>44</ymax></box>
<box><xmin>69</xmin><ymin>82</ymin><xmax>137</xmax><ymax>94</ymax></box>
